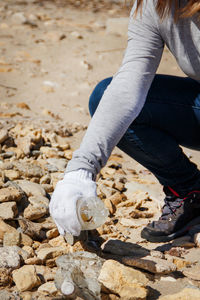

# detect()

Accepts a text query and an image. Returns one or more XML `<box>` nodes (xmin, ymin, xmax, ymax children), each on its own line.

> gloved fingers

<box><xmin>53</xmin><ymin>219</ymin><xmax>65</xmax><ymax>236</ymax></box>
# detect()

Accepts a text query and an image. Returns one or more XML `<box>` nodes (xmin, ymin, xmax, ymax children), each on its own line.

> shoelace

<box><xmin>160</xmin><ymin>196</ymin><xmax>183</xmax><ymax>220</ymax></box>
<box><xmin>160</xmin><ymin>187</ymin><xmax>200</xmax><ymax>220</ymax></box>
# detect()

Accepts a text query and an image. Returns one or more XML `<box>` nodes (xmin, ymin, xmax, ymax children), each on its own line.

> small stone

<box><xmin>46</xmin><ymin>158</ymin><xmax>67</xmax><ymax>172</ymax></box>
<box><xmin>0</xmin><ymin>268</ymin><xmax>12</xmax><ymax>286</ymax></box>
<box><xmin>40</xmin><ymin>174</ymin><xmax>51</xmax><ymax>184</ymax></box>
<box><xmin>0</xmin><ymin>218</ymin><xmax>18</xmax><ymax>240</ymax></box>
<box><xmin>0</xmin><ymin>246</ymin><xmax>21</xmax><ymax>269</ymax></box>
<box><xmin>183</xmin><ymin>265</ymin><xmax>200</xmax><ymax>281</ymax></box>
<box><xmin>194</xmin><ymin>232</ymin><xmax>200</xmax><ymax>247</ymax></box>
<box><xmin>18</xmin><ymin>217</ymin><xmax>44</xmax><ymax>240</ymax></box>
<box><xmin>46</xmin><ymin>228</ymin><xmax>59</xmax><ymax>239</ymax></box>
<box><xmin>172</xmin><ymin>236</ymin><xmax>195</xmax><ymax>248</ymax></box>
<box><xmin>36</xmin><ymin>247</ymin><xmax>68</xmax><ymax>262</ymax></box>
<box><xmin>28</xmin><ymin>195</ymin><xmax>49</xmax><ymax>208</ymax></box>
<box><xmin>11</xmin><ymin>12</ymin><xmax>27</xmax><ymax>24</ymax></box>
<box><xmin>22</xmin><ymin>246</ymin><xmax>35</xmax><ymax>258</ymax></box>
<box><xmin>12</xmin><ymin>265</ymin><xmax>41</xmax><ymax>292</ymax></box>
<box><xmin>3</xmin><ymin>231</ymin><xmax>21</xmax><ymax>246</ymax></box>
<box><xmin>123</xmin><ymin>255</ymin><xmax>176</xmax><ymax>274</ymax></box>
<box><xmin>4</xmin><ymin>169</ymin><xmax>20</xmax><ymax>180</ymax></box>
<box><xmin>158</xmin><ymin>287</ymin><xmax>200</xmax><ymax>300</ymax></box>
<box><xmin>15</xmin><ymin>162</ymin><xmax>44</xmax><ymax>178</ymax></box>
<box><xmin>0</xmin><ymin>187</ymin><xmax>23</xmax><ymax>202</ymax></box>
<box><xmin>38</xmin><ymin>282</ymin><xmax>57</xmax><ymax>295</ymax></box>
<box><xmin>0</xmin><ymin>129</ymin><xmax>8</xmax><ymax>144</ymax></box>
<box><xmin>15</xmin><ymin>180</ymin><xmax>46</xmax><ymax>197</ymax></box>
<box><xmin>102</xmin><ymin>239</ymin><xmax>149</xmax><ymax>257</ymax></box>
<box><xmin>25</xmin><ymin>257</ymin><xmax>42</xmax><ymax>265</ymax></box>
<box><xmin>16</xmin><ymin>102</ymin><xmax>30</xmax><ymax>110</ymax></box>
<box><xmin>0</xmin><ymin>201</ymin><xmax>18</xmax><ymax>219</ymax></box>
<box><xmin>40</xmin><ymin>146</ymin><xmax>59</xmax><ymax>158</ymax></box>
<box><xmin>98</xmin><ymin>260</ymin><xmax>148</xmax><ymax>300</ymax></box>
<box><xmin>21</xmin><ymin>233</ymin><xmax>33</xmax><ymax>247</ymax></box>
<box><xmin>24</xmin><ymin>204</ymin><xmax>48</xmax><ymax>220</ymax></box>
<box><xmin>35</xmin><ymin>265</ymin><xmax>56</xmax><ymax>282</ymax></box>
<box><xmin>48</xmin><ymin>235</ymin><xmax>67</xmax><ymax>247</ymax></box>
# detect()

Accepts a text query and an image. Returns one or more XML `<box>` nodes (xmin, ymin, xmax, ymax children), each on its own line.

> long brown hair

<box><xmin>133</xmin><ymin>0</ymin><xmax>200</xmax><ymax>20</ymax></box>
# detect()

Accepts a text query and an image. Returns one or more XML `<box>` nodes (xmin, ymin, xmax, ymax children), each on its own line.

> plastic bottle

<box><xmin>65</xmin><ymin>196</ymin><xmax>109</xmax><ymax>245</ymax></box>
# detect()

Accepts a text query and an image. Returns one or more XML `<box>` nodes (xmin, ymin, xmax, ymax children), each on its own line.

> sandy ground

<box><xmin>1</xmin><ymin>0</ymin><xmax>200</xmax><ymax>298</ymax></box>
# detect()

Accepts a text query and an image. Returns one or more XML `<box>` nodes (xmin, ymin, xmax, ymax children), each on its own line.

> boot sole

<box><xmin>141</xmin><ymin>216</ymin><xmax>200</xmax><ymax>243</ymax></box>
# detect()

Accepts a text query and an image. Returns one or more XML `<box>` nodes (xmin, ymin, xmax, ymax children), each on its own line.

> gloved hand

<box><xmin>49</xmin><ymin>169</ymin><xmax>97</xmax><ymax>237</ymax></box>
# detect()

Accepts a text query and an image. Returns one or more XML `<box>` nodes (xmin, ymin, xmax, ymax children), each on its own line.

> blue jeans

<box><xmin>89</xmin><ymin>75</ymin><xmax>200</xmax><ymax>194</ymax></box>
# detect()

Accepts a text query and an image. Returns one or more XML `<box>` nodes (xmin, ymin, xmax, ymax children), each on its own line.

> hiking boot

<box><xmin>141</xmin><ymin>186</ymin><xmax>200</xmax><ymax>242</ymax></box>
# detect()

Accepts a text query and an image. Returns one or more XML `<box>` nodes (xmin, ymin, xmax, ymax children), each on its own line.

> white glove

<box><xmin>49</xmin><ymin>169</ymin><xmax>97</xmax><ymax>237</ymax></box>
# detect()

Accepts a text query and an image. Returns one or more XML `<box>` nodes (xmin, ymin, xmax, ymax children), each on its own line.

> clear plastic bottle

<box><xmin>76</xmin><ymin>196</ymin><xmax>109</xmax><ymax>230</ymax></box>
<box><xmin>65</xmin><ymin>196</ymin><xmax>109</xmax><ymax>245</ymax></box>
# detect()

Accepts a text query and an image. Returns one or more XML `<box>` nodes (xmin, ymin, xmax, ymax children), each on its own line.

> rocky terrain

<box><xmin>1</xmin><ymin>0</ymin><xmax>200</xmax><ymax>299</ymax></box>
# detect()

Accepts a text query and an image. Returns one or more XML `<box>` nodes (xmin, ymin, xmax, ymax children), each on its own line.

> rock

<box><xmin>0</xmin><ymin>246</ymin><xmax>21</xmax><ymax>269</ymax></box>
<box><xmin>35</xmin><ymin>265</ymin><xmax>56</xmax><ymax>282</ymax></box>
<box><xmin>106</xmin><ymin>17</ymin><xmax>129</xmax><ymax>36</ymax></box>
<box><xmin>55</xmin><ymin>252</ymin><xmax>104</xmax><ymax>299</ymax></box>
<box><xmin>0</xmin><ymin>267</ymin><xmax>12</xmax><ymax>286</ymax></box>
<box><xmin>40</xmin><ymin>146</ymin><xmax>60</xmax><ymax>158</ymax></box>
<box><xmin>183</xmin><ymin>265</ymin><xmax>200</xmax><ymax>281</ymax></box>
<box><xmin>0</xmin><ymin>201</ymin><xmax>18</xmax><ymax>219</ymax></box>
<box><xmin>48</xmin><ymin>235</ymin><xmax>67</xmax><ymax>247</ymax></box>
<box><xmin>4</xmin><ymin>169</ymin><xmax>20</xmax><ymax>180</ymax></box>
<box><xmin>172</xmin><ymin>236</ymin><xmax>195</xmax><ymax>248</ymax></box>
<box><xmin>38</xmin><ymin>281</ymin><xmax>57</xmax><ymax>295</ymax></box>
<box><xmin>15</xmin><ymin>180</ymin><xmax>46</xmax><ymax>197</ymax></box>
<box><xmin>104</xmin><ymin>198</ymin><xmax>116</xmax><ymax>214</ymax></box>
<box><xmin>0</xmin><ymin>218</ymin><xmax>18</xmax><ymax>240</ymax></box>
<box><xmin>28</xmin><ymin>195</ymin><xmax>49</xmax><ymax>208</ymax></box>
<box><xmin>46</xmin><ymin>228</ymin><xmax>59</xmax><ymax>239</ymax></box>
<box><xmin>12</xmin><ymin>265</ymin><xmax>41</xmax><ymax>292</ymax></box>
<box><xmin>18</xmin><ymin>217</ymin><xmax>44</xmax><ymax>240</ymax></box>
<box><xmin>36</xmin><ymin>246</ymin><xmax>68</xmax><ymax>262</ymax></box>
<box><xmin>3</xmin><ymin>231</ymin><xmax>21</xmax><ymax>246</ymax></box>
<box><xmin>46</xmin><ymin>158</ymin><xmax>67</xmax><ymax>172</ymax></box>
<box><xmin>101</xmin><ymin>239</ymin><xmax>149</xmax><ymax>257</ymax></box>
<box><xmin>25</xmin><ymin>257</ymin><xmax>42</xmax><ymax>265</ymax></box>
<box><xmin>24</xmin><ymin>204</ymin><xmax>48</xmax><ymax>220</ymax></box>
<box><xmin>0</xmin><ymin>187</ymin><xmax>23</xmax><ymax>202</ymax></box>
<box><xmin>21</xmin><ymin>233</ymin><xmax>33</xmax><ymax>247</ymax></box>
<box><xmin>0</xmin><ymin>290</ymin><xmax>14</xmax><ymax>300</ymax></box>
<box><xmin>22</xmin><ymin>246</ymin><xmax>35</xmax><ymax>258</ymax></box>
<box><xmin>40</xmin><ymin>174</ymin><xmax>51</xmax><ymax>184</ymax></box>
<box><xmin>0</xmin><ymin>129</ymin><xmax>8</xmax><ymax>144</ymax></box>
<box><xmin>98</xmin><ymin>260</ymin><xmax>148</xmax><ymax>300</ymax></box>
<box><xmin>15</xmin><ymin>162</ymin><xmax>44</xmax><ymax>178</ymax></box>
<box><xmin>11</xmin><ymin>12</ymin><xmax>27</xmax><ymax>24</ymax></box>
<box><xmin>194</xmin><ymin>232</ymin><xmax>200</xmax><ymax>247</ymax></box>
<box><xmin>123</xmin><ymin>255</ymin><xmax>176</xmax><ymax>274</ymax></box>
<box><xmin>158</xmin><ymin>287</ymin><xmax>200</xmax><ymax>300</ymax></box>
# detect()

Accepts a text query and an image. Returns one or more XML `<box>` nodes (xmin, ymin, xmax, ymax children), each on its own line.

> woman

<box><xmin>50</xmin><ymin>0</ymin><xmax>200</xmax><ymax>242</ymax></box>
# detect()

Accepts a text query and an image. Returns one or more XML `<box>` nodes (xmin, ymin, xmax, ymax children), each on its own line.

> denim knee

<box><xmin>88</xmin><ymin>77</ymin><xmax>113</xmax><ymax>117</ymax></box>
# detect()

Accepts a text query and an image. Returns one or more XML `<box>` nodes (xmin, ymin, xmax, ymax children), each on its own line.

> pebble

<box><xmin>0</xmin><ymin>187</ymin><xmax>23</xmax><ymax>202</ymax></box>
<box><xmin>98</xmin><ymin>260</ymin><xmax>148</xmax><ymax>300</ymax></box>
<box><xmin>0</xmin><ymin>246</ymin><xmax>21</xmax><ymax>269</ymax></box>
<box><xmin>38</xmin><ymin>281</ymin><xmax>57</xmax><ymax>295</ymax></box>
<box><xmin>0</xmin><ymin>201</ymin><xmax>18</xmax><ymax>219</ymax></box>
<box><xmin>12</xmin><ymin>265</ymin><xmax>41</xmax><ymax>292</ymax></box>
<box><xmin>0</xmin><ymin>129</ymin><xmax>8</xmax><ymax>144</ymax></box>
<box><xmin>15</xmin><ymin>180</ymin><xmax>46</xmax><ymax>197</ymax></box>
<box><xmin>123</xmin><ymin>255</ymin><xmax>177</xmax><ymax>274</ymax></box>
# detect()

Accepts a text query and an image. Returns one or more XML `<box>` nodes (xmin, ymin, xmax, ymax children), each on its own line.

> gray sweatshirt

<box><xmin>66</xmin><ymin>0</ymin><xmax>200</xmax><ymax>179</ymax></box>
